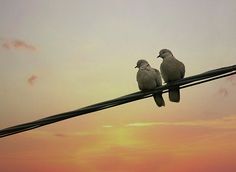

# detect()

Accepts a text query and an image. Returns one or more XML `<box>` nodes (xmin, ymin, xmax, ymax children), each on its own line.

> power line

<box><xmin>0</xmin><ymin>65</ymin><xmax>236</xmax><ymax>138</ymax></box>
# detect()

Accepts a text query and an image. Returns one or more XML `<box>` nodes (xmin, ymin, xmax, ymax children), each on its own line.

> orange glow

<box><xmin>2</xmin><ymin>115</ymin><xmax>236</xmax><ymax>171</ymax></box>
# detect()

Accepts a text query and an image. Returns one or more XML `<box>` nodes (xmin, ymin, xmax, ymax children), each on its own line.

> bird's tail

<box><xmin>169</xmin><ymin>86</ymin><xmax>180</xmax><ymax>102</ymax></box>
<box><xmin>153</xmin><ymin>93</ymin><xmax>165</xmax><ymax>107</ymax></box>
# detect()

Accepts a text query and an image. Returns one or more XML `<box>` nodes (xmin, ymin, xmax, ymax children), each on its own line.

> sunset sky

<box><xmin>1</xmin><ymin>0</ymin><xmax>236</xmax><ymax>171</ymax></box>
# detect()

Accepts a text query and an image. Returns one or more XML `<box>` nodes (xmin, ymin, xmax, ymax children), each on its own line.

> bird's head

<box><xmin>157</xmin><ymin>49</ymin><xmax>173</xmax><ymax>59</ymax></box>
<box><xmin>135</xmin><ymin>59</ymin><xmax>149</xmax><ymax>69</ymax></box>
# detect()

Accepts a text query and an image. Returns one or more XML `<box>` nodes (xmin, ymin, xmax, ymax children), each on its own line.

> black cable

<box><xmin>0</xmin><ymin>65</ymin><xmax>236</xmax><ymax>138</ymax></box>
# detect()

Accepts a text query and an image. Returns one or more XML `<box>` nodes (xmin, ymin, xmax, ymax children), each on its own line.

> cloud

<box><xmin>103</xmin><ymin>125</ymin><xmax>113</xmax><ymax>128</ymax></box>
<box><xmin>126</xmin><ymin>122</ymin><xmax>165</xmax><ymax>127</ymax></box>
<box><xmin>54</xmin><ymin>133</ymin><xmax>68</xmax><ymax>138</ymax></box>
<box><xmin>126</xmin><ymin>115</ymin><xmax>236</xmax><ymax>129</ymax></box>
<box><xmin>2</xmin><ymin>42</ymin><xmax>11</xmax><ymax>49</ymax></box>
<box><xmin>126</xmin><ymin>121</ymin><xmax>198</xmax><ymax>127</ymax></box>
<box><xmin>217</xmin><ymin>87</ymin><xmax>228</xmax><ymax>97</ymax></box>
<box><xmin>27</xmin><ymin>75</ymin><xmax>38</xmax><ymax>86</ymax></box>
<box><xmin>1</xmin><ymin>39</ymin><xmax>37</xmax><ymax>51</ymax></box>
<box><xmin>226</xmin><ymin>75</ymin><xmax>236</xmax><ymax>86</ymax></box>
<box><xmin>12</xmin><ymin>40</ymin><xmax>37</xmax><ymax>51</ymax></box>
<box><xmin>215</xmin><ymin>75</ymin><xmax>236</xmax><ymax>97</ymax></box>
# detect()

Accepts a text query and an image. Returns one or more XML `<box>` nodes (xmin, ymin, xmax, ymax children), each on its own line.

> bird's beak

<box><xmin>157</xmin><ymin>55</ymin><xmax>161</xmax><ymax>58</ymax></box>
<box><xmin>135</xmin><ymin>65</ymin><xmax>138</xmax><ymax>68</ymax></box>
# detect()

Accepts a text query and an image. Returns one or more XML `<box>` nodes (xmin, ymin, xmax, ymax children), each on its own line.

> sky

<box><xmin>0</xmin><ymin>0</ymin><xmax>236</xmax><ymax>171</ymax></box>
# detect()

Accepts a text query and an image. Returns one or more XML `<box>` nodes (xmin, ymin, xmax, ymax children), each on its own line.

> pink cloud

<box><xmin>54</xmin><ymin>133</ymin><xmax>68</xmax><ymax>138</ymax></box>
<box><xmin>215</xmin><ymin>75</ymin><xmax>236</xmax><ymax>97</ymax></box>
<box><xmin>226</xmin><ymin>75</ymin><xmax>236</xmax><ymax>86</ymax></box>
<box><xmin>28</xmin><ymin>75</ymin><xmax>38</xmax><ymax>86</ymax></box>
<box><xmin>2</xmin><ymin>42</ymin><xmax>11</xmax><ymax>49</ymax></box>
<box><xmin>13</xmin><ymin>40</ymin><xmax>37</xmax><ymax>51</ymax></box>
<box><xmin>217</xmin><ymin>87</ymin><xmax>228</xmax><ymax>97</ymax></box>
<box><xmin>1</xmin><ymin>39</ymin><xmax>37</xmax><ymax>51</ymax></box>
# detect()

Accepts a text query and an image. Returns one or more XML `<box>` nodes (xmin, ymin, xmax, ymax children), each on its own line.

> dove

<box><xmin>135</xmin><ymin>59</ymin><xmax>165</xmax><ymax>107</ymax></box>
<box><xmin>157</xmin><ymin>49</ymin><xmax>185</xmax><ymax>102</ymax></box>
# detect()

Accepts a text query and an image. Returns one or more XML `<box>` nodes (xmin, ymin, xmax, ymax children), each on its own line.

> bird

<box><xmin>135</xmin><ymin>59</ymin><xmax>165</xmax><ymax>107</ymax></box>
<box><xmin>157</xmin><ymin>49</ymin><xmax>185</xmax><ymax>102</ymax></box>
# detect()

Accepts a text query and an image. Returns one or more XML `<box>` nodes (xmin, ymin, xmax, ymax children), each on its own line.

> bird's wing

<box><xmin>178</xmin><ymin>60</ymin><xmax>185</xmax><ymax>78</ymax></box>
<box><xmin>160</xmin><ymin>62</ymin><xmax>169</xmax><ymax>83</ymax></box>
<box><xmin>136</xmin><ymin>70</ymin><xmax>144</xmax><ymax>90</ymax></box>
<box><xmin>153</xmin><ymin>68</ymin><xmax>162</xmax><ymax>86</ymax></box>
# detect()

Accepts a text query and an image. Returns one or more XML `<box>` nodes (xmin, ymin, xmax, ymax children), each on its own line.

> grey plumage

<box><xmin>135</xmin><ymin>59</ymin><xmax>165</xmax><ymax>107</ymax></box>
<box><xmin>157</xmin><ymin>49</ymin><xmax>185</xmax><ymax>102</ymax></box>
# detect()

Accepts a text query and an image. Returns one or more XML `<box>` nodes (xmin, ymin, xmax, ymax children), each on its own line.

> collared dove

<box><xmin>157</xmin><ymin>49</ymin><xmax>185</xmax><ymax>102</ymax></box>
<box><xmin>135</xmin><ymin>59</ymin><xmax>165</xmax><ymax>107</ymax></box>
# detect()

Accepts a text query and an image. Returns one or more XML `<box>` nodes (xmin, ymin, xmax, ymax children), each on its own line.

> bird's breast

<box><xmin>137</xmin><ymin>70</ymin><xmax>157</xmax><ymax>90</ymax></box>
<box><xmin>161</xmin><ymin>60</ymin><xmax>182</xmax><ymax>82</ymax></box>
